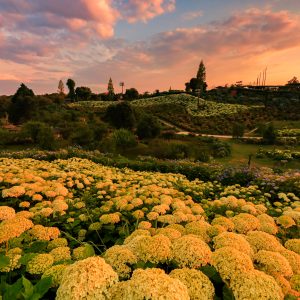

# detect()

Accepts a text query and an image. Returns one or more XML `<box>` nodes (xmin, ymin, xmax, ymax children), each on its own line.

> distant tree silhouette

<box><xmin>66</xmin><ymin>79</ymin><xmax>76</xmax><ymax>101</ymax></box>
<box><xmin>124</xmin><ymin>88</ymin><xmax>139</xmax><ymax>101</ymax></box>
<box><xmin>75</xmin><ymin>86</ymin><xmax>92</xmax><ymax>101</ymax></box>
<box><xmin>8</xmin><ymin>83</ymin><xmax>35</xmax><ymax>124</ymax></box>
<box><xmin>58</xmin><ymin>80</ymin><xmax>65</xmax><ymax>94</ymax></box>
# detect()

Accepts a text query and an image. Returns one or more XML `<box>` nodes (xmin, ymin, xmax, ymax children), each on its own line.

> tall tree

<box><xmin>66</xmin><ymin>78</ymin><xmax>76</xmax><ymax>101</ymax></box>
<box><xmin>107</xmin><ymin>78</ymin><xmax>114</xmax><ymax>95</ymax></box>
<box><xmin>196</xmin><ymin>60</ymin><xmax>207</xmax><ymax>96</ymax></box>
<box><xmin>58</xmin><ymin>80</ymin><xmax>65</xmax><ymax>94</ymax></box>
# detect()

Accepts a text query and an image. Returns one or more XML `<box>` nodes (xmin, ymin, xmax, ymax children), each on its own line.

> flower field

<box><xmin>0</xmin><ymin>157</ymin><xmax>300</xmax><ymax>299</ymax></box>
<box><xmin>70</xmin><ymin>94</ymin><xmax>261</xmax><ymax>118</ymax></box>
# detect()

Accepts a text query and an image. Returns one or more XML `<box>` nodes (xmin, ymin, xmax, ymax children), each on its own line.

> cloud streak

<box><xmin>0</xmin><ymin>3</ymin><xmax>300</xmax><ymax>94</ymax></box>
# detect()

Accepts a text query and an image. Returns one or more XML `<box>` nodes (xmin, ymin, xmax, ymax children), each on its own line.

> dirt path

<box><xmin>158</xmin><ymin>118</ymin><xmax>261</xmax><ymax>140</ymax></box>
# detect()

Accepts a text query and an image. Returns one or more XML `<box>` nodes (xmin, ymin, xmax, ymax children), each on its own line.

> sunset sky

<box><xmin>1</xmin><ymin>0</ymin><xmax>300</xmax><ymax>95</ymax></box>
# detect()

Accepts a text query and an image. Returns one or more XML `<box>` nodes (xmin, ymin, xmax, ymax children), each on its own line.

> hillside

<box><xmin>69</xmin><ymin>94</ymin><xmax>276</xmax><ymax>134</ymax></box>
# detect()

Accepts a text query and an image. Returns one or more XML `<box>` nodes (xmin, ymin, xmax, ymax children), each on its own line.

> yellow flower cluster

<box><xmin>211</xmin><ymin>216</ymin><xmax>234</xmax><ymax>231</ymax></box>
<box><xmin>123</xmin><ymin>229</ymin><xmax>151</xmax><ymax>244</ymax></box>
<box><xmin>126</xmin><ymin>234</ymin><xmax>172</xmax><ymax>264</ymax></box>
<box><xmin>109</xmin><ymin>268</ymin><xmax>189</xmax><ymax>300</ymax></box>
<box><xmin>254</xmin><ymin>250</ymin><xmax>293</xmax><ymax>277</ymax></box>
<box><xmin>0</xmin><ymin>216</ymin><xmax>33</xmax><ymax>244</ymax></box>
<box><xmin>99</xmin><ymin>213</ymin><xmax>121</xmax><ymax>224</ymax></box>
<box><xmin>277</xmin><ymin>215</ymin><xmax>296</xmax><ymax>228</ymax></box>
<box><xmin>171</xmin><ymin>235</ymin><xmax>211</xmax><ymax>268</ymax></box>
<box><xmin>169</xmin><ymin>268</ymin><xmax>215</xmax><ymax>300</ymax></box>
<box><xmin>231</xmin><ymin>213</ymin><xmax>260</xmax><ymax>234</ymax></box>
<box><xmin>213</xmin><ymin>232</ymin><xmax>253</xmax><ymax>257</ymax></box>
<box><xmin>30</xmin><ymin>224</ymin><xmax>60</xmax><ymax>241</ymax></box>
<box><xmin>230</xmin><ymin>270</ymin><xmax>284</xmax><ymax>300</ymax></box>
<box><xmin>155</xmin><ymin>227</ymin><xmax>182</xmax><ymax>241</ymax></box>
<box><xmin>211</xmin><ymin>247</ymin><xmax>254</xmax><ymax>281</ymax></box>
<box><xmin>26</xmin><ymin>253</ymin><xmax>54</xmax><ymax>275</ymax></box>
<box><xmin>72</xmin><ymin>244</ymin><xmax>95</xmax><ymax>260</ymax></box>
<box><xmin>285</xmin><ymin>239</ymin><xmax>300</xmax><ymax>255</ymax></box>
<box><xmin>279</xmin><ymin>249</ymin><xmax>300</xmax><ymax>275</ymax></box>
<box><xmin>50</xmin><ymin>246</ymin><xmax>71</xmax><ymax>262</ymax></box>
<box><xmin>56</xmin><ymin>256</ymin><xmax>118</xmax><ymax>300</ymax></box>
<box><xmin>103</xmin><ymin>245</ymin><xmax>137</xmax><ymax>279</ymax></box>
<box><xmin>42</xmin><ymin>264</ymin><xmax>67</xmax><ymax>287</ymax></box>
<box><xmin>0</xmin><ymin>206</ymin><xmax>15</xmax><ymax>221</ymax></box>
<box><xmin>185</xmin><ymin>220</ymin><xmax>211</xmax><ymax>242</ymax></box>
<box><xmin>0</xmin><ymin>247</ymin><xmax>22</xmax><ymax>272</ymax></box>
<box><xmin>2</xmin><ymin>185</ymin><xmax>26</xmax><ymax>198</ymax></box>
<box><xmin>257</xmin><ymin>213</ymin><xmax>278</xmax><ymax>235</ymax></box>
<box><xmin>246</xmin><ymin>231</ymin><xmax>284</xmax><ymax>253</ymax></box>
<box><xmin>47</xmin><ymin>238</ymin><xmax>68</xmax><ymax>250</ymax></box>
<box><xmin>290</xmin><ymin>274</ymin><xmax>300</xmax><ymax>292</ymax></box>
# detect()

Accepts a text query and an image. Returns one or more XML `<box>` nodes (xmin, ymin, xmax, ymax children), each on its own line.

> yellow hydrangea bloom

<box><xmin>170</xmin><ymin>268</ymin><xmax>215</xmax><ymax>300</ymax></box>
<box><xmin>230</xmin><ymin>270</ymin><xmax>283</xmax><ymax>300</ymax></box>
<box><xmin>56</xmin><ymin>256</ymin><xmax>118</xmax><ymax>300</ymax></box>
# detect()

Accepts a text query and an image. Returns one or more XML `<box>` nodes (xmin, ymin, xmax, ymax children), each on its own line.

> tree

<box><xmin>58</xmin><ymin>80</ymin><xmax>65</xmax><ymax>94</ymax></box>
<box><xmin>66</xmin><ymin>79</ymin><xmax>76</xmax><ymax>101</ymax></box>
<box><xmin>185</xmin><ymin>82</ymin><xmax>191</xmax><ymax>92</ymax></box>
<box><xmin>136</xmin><ymin>114</ymin><xmax>161</xmax><ymax>139</ymax></box>
<box><xmin>262</xmin><ymin>124</ymin><xmax>277</xmax><ymax>145</ymax></box>
<box><xmin>75</xmin><ymin>86</ymin><xmax>92</xmax><ymax>101</ymax></box>
<box><xmin>232</xmin><ymin>123</ymin><xmax>245</xmax><ymax>139</ymax></box>
<box><xmin>107</xmin><ymin>78</ymin><xmax>114</xmax><ymax>95</ymax></box>
<box><xmin>8</xmin><ymin>83</ymin><xmax>35</xmax><ymax>124</ymax></box>
<box><xmin>105</xmin><ymin>102</ymin><xmax>136</xmax><ymax>129</ymax></box>
<box><xmin>287</xmin><ymin>77</ymin><xmax>299</xmax><ymax>85</ymax></box>
<box><xmin>124</xmin><ymin>88</ymin><xmax>139</xmax><ymax>101</ymax></box>
<box><xmin>196</xmin><ymin>60</ymin><xmax>207</xmax><ymax>96</ymax></box>
<box><xmin>186</xmin><ymin>60</ymin><xmax>207</xmax><ymax>96</ymax></box>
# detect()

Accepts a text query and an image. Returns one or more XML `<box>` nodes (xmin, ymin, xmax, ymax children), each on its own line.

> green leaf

<box><xmin>0</xmin><ymin>255</ymin><xmax>10</xmax><ymax>269</ymax></box>
<box><xmin>200</xmin><ymin>265</ymin><xmax>223</xmax><ymax>284</ymax></box>
<box><xmin>3</xmin><ymin>278</ymin><xmax>23</xmax><ymax>300</ymax></box>
<box><xmin>222</xmin><ymin>285</ymin><xmax>235</xmax><ymax>300</ymax></box>
<box><xmin>19</xmin><ymin>253</ymin><xmax>37</xmax><ymax>266</ymax></box>
<box><xmin>22</xmin><ymin>276</ymin><xmax>34</xmax><ymax>299</ymax></box>
<box><xmin>33</xmin><ymin>277</ymin><xmax>52</xmax><ymax>298</ymax></box>
<box><xmin>27</xmin><ymin>241</ymin><xmax>48</xmax><ymax>253</ymax></box>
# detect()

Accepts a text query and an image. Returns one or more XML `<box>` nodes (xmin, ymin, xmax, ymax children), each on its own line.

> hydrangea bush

<box><xmin>0</xmin><ymin>157</ymin><xmax>299</xmax><ymax>299</ymax></box>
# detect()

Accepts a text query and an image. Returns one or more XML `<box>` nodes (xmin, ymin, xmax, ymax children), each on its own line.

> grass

<box><xmin>215</xmin><ymin>140</ymin><xmax>300</xmax><ymax>169</ymax></box>
<box><xmin>272</xmin><ymin>120</ymin><xmax>300</xmax><ymax>129</ymax></box>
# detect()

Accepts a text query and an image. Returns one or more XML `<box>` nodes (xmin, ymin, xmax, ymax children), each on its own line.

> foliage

<box><xmin>136</xmin><ymin>114</ymin><xmax>161</xmax><ymax>139</ymax></box>
<box><xmin>112</xmin><ymin>129</ymin><xmax>138</xmax><ymax>149</ymax></box>
<box><xmin>75</xmin><ymin>87</ymin><xmax>92</xmax><ymax>101</ymax></box>
<box><xmin>66</xmin><ymin>79</ymin><xmax>76</xmax><ymax>101</ymax></box>
<box><xmin>105</xmin><ymin>101</ymin><xmax>136</xmax><ymax>129</ymax></box>
<box><xmin>232</xmin><ymin>123</ymin><xmax>245</xmax><ymax>139</ymax></box>
<box><xmin>20</xmin><ymin>121</ymin><xmax>56</xmax><ymax>150</ymax></box>
<box><xmin>124</xmin><ymin>88</ymin><xmax>139</xmax><ymax>101</ymax></box>
<box><xmin>8</xmin><ymin>84</ymin><xmax>35</xmax><ymax>124</ymax></box>
<box><xmin>262</xmin><ymin>124</ymin><xmax>277</xmax><ymax>145</ymax></box>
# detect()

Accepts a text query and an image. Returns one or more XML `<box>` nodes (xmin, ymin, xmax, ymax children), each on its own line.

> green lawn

<box><xmin>215</xmin><ymin>140</ymin><xmax>300</xmax><ymax>169</ymax></box>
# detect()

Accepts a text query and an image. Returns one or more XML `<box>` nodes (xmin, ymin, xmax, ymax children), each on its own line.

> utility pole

<box><xmin>119</xmin><ymin>82</ymin><xmax>124</xmax><ymax>94</ymax></box>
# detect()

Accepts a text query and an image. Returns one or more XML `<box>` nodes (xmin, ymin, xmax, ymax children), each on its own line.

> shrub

<box><xmin>105</xmin><ymin>102</ymin><xmax>136</xmax><ymax>129</ymax></box>
<box><xmin>262</xmin><ymin>124</ymin><xmax>277</xmax><ymax>145</ymax></box>
<box><xmin>0</xmin><ymin>128</ymin><xmax>18</xmax><ymax>145</ymax></box>
<box><xmin>69</xmin><ymin>125</ymin><xmax>95</xmax><ymax>147</ymax></box>
<box><xmin>232</xmin><ymin>123</ymin><xmax>245</xmax><ymax>139</ymax></box>
<box><xmin>112</xmin><ymin>129</ymin><xmax>138</xmax><ymax>149</ymax></box>
<box><xmin>36</xmin><ymin>126</ymin><xmax>56</xmax><ymax>150</ymax></box>
<box><xmin>136</xmin><ymin>114</ymin><xmax>161</xmax><ymax>139</ymax></box>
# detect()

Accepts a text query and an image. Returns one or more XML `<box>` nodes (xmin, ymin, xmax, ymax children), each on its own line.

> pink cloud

<box><xmin>121</xmin><ymin>0</ymin><xmax>176</xmax><ymax>23</ymax></box>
